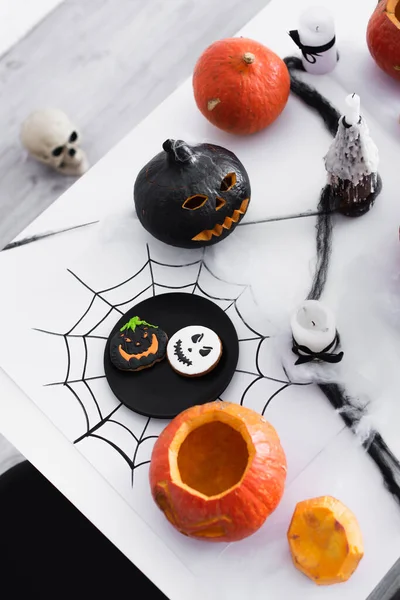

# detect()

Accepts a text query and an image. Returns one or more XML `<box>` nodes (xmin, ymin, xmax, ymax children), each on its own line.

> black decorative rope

<box><xmin>284</xmin><ymin>56</ymin><xmax>340</xmax><ymax>136</ymax></box>
<box><xmin>285</xmin><ymin>56</ymin><xmax>400</xmax><ymax>504</ymax></box>
<box><xmin>307</xmin><ymin>186</ymin><xmax>336</xmax><ymax>301</ymax></box>
<box><xmin>320</xmin><ymin>384</ymin><xmax>400</xmax><ymax>501</ymax></box>
<box><xmin>284</xmin><ymin>57</ymin><xmax>339</xmax><ymax>301</ymax></box>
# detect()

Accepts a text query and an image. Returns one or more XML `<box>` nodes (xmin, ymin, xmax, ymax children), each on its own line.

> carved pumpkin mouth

<box><xmin>191</xmin><ymin>198</ymin><xmax>249</xmax><ymax>242</ymax></box>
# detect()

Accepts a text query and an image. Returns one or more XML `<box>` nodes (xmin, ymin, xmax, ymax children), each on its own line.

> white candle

<box><xmin>296</xmin><ymin>6</ymin><xmax>337</xmax><ymax>75</ymax></box>
<box><xmin>291</xmin><ymin>300</ymin><xmax>336</xmax><ymax>354</ymax></box>
<box><xmin>344</xmin><ymin>93</ymin><xmax>360</xmax><ymax>126</ymax></box>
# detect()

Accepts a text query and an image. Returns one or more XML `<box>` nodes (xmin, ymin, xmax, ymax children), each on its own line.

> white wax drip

<box><xmin>324</xmin><ymin>116</ymin><xmax>379</xmax><ymax>186</ymax></box>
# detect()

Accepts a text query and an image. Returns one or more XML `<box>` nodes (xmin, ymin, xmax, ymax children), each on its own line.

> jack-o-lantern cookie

<box><xmin>167</xmin><ymin>326</ymin><xmax>222</xmax><ymax>377</ymax></box>
<box><xmin>110</xmin><ymin>316</ymin><xmax>167</xmax><ymax>372</ymax></box>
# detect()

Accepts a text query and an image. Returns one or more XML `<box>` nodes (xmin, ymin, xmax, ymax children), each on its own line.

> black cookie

<box><xmin>109</xmin><ymin>316</ymin><xmax>168</xmax><ymax>372</ymax></box>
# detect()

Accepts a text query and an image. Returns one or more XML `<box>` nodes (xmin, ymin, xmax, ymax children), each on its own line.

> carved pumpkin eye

<box><xmin>215</xmin><ymin>197</ymin><xmax>226</xmax><ymax>211</ymax></box>
<box><xmin>220</xmin><ymin>172</ymin><xmax>237</xmax><ymax>191</ymax></box>
<box><xmin>182</xmin><ymin>195</ymin><xmax>208</xmax><ymax>210</ymax></box>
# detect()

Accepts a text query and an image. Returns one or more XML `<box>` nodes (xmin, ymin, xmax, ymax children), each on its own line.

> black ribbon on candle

<box><xmin>288</xmin><ymin>30</ymin><xmax>336</xmax><ymax>64</ymax></box>
<box><xmin>343</xmin><ymin>115</ymin><xmax>362</xmax><ymax>129</ymax></box>
<box><xmin>292</xmin><ymin>331</ymin><xmax>344</xmax><ymax>365</ymax></box>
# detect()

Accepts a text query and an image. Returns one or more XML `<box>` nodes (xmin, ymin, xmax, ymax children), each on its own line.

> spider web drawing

<box><xmin>34</xmin><ymin>243</ymin><xmax>308</xmax><ymax>487</ymax></box>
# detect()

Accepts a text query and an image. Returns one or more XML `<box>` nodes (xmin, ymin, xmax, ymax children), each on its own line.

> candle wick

<box><xmin>316</xmin><ymin>25</ymin><xmax>319</xmax><ymax>31</ymax></box>
<box><xmin>312</xmin><ymin>321</ymin><xmax>316</xmax><ymax>326</ymax></box>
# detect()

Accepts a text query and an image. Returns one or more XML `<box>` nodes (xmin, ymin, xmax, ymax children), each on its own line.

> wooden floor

<box><xmin>368</xmin><ymin>563</ymin><xmax>400</xmax><ymax>600</ymax></box>
<box><xmin>0</xmin><ymin>0</ymin><xmax>270</xmax><ymax>248</ymax></box>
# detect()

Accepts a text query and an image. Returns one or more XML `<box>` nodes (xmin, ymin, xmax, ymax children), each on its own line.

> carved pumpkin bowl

<box><xmin>104</xmin><ymin>293</ymin><xmax>239</xmax><ymax>418</ymax></box>
<box><xmin>150</xmin><ymin>401</ymin><xmax>287</xmax><ymax>542</ymax></box>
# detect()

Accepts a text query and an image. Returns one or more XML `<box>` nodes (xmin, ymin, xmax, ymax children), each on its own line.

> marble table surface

<box><xmin>1</xmin><ymin>0</ymin><xmax>400</xmax><ymax>598</ymax></box>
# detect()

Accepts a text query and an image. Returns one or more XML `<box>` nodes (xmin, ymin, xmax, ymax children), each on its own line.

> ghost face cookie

<box><xmin>110</xmin><ymin>316</ymin><xmax>168</xmax><ymax>372</ymax></box>
<box><xmin>167</xmin><ymin>326</ymin><xmax>222</xmax><ymax>377</ymax></box>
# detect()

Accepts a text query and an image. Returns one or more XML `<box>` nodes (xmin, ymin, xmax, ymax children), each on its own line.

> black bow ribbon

<box><xmin>292</xmin><ymin>332</ymin><xmax>344</xmax><ymax>366</ymax></box>
<box><xmin>288</xmin><ymin>30</ymin><xmax>336</xmax><ymax>64</ymax></box>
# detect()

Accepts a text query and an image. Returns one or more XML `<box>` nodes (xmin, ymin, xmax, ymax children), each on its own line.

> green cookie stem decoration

<box><xmin>120</xmin><ymin>316</ymin><xmax>158</xmax><ymax>333</ymax></box>
<box><xmin>110</xmin><ymin>316</ymin><xmax>167</xmax><ymax>372</ymax></box>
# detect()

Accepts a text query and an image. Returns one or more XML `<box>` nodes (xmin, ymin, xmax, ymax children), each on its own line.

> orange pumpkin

<box><xmin>192</xmin><ymin>37</ymin><xmax>290</xmax><ymax>135</ymax></box>
<box><xmin>149</xmin><ymin>401</ymin><xmax>287</xmax><ymax>542</ymax></box>
<box><xmin>367</xmin><ymin>0</ymin><xmax>400</xmax><ymax>81</ymax></box>
<box><xmin>287</xmin><ymin>496</ymin><xmax>364</xmax><ymax>585</ymax></box>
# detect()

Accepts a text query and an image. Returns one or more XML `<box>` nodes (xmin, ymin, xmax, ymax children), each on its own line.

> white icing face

<box><xmin>167</xmin><ymin>326</ymin><xmax>222</xmax><ymax>376</ymax></box>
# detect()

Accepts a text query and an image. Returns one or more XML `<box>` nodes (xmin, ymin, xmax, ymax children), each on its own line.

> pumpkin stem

<box><xmin>243</xmin><ymin>52</ymin><xmax>255</xmax><ymax>64</ymax></box>
<box><xmin>162</xmin><ymin>139</ymin><xmax>195</xmax><ymax>163</ymax></box>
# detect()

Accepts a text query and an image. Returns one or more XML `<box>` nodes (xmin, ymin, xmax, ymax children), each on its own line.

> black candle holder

<box><xmin>330</xmin><ymin>173</ymin><xmax>382</xmax><ymax>217</ymax></box>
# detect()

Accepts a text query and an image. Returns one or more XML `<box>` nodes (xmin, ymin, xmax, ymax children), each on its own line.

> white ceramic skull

<box><xmin>20</xmin><ymin>109</ymin><xmax>89</xmax><ymax>176</ymax></box>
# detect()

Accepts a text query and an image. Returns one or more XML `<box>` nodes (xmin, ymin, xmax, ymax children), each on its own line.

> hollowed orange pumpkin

<box><xmin>367</xmin><ymin>0</ymin><xmax>400</xmax><ymax>81</ymax></box>
<box><xmin>192</xmin><ymin>37</ymin><xmax>290</xmax><ymax>135</ymax></box>
<box><xmin>149</xmin><ymin>401</ymin><xmax>287</xmax><ymax>542</ymax></box>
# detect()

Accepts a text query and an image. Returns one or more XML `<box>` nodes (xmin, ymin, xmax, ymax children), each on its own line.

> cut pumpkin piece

<box><xmin>287</xmin><ymin>496</ymin><xmax>364</xmax><ymax>585</ymax></box>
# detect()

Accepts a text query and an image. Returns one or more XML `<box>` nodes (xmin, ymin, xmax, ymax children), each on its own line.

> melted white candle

<box><xmin>297</xmin><ymin>6</ymin><xmax>337</xmax><ymax>75</ymax></box>
<box><xmin>325</xmin><ymin>106</ymin><xmax>379</xmax><ymax>186</ymax></box>
<box><xmin>291</xmin><ymin>300</ymin><xmax>336</xmax><ymax>353</ymax></box>
<box><xmin>344</xmin><ymin>93</ymin><xmax>360</xmax><ymax>126</ymax></box>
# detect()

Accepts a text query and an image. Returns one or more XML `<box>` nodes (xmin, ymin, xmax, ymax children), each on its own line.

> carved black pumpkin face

<box><xmin>134</xmin><ymin>139</ymin><xmax>251</xmax><ymax>249</ymax></box>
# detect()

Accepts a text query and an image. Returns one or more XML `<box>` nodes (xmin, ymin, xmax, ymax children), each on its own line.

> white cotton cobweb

<box><xmin>333</xmin><ymin>236</ymin><xmax>400</xmax><ymax>450</ymax></box>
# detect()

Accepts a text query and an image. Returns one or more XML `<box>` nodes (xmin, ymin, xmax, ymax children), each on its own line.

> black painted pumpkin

<box><xmin>134</xmin><ymin>139</ymin><xmax>251</xmax><ymax>248</ymax></box>
<box><xmin>109</xmin><ymin>316</ymin><xmax>168</xmax><ymax>372</ymax></box>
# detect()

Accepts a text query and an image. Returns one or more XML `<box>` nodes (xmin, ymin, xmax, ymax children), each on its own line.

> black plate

<box><xmin>104</xmin><ymin>293</ymin><xmax>239</xmax><ymax>418</ymax></box>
